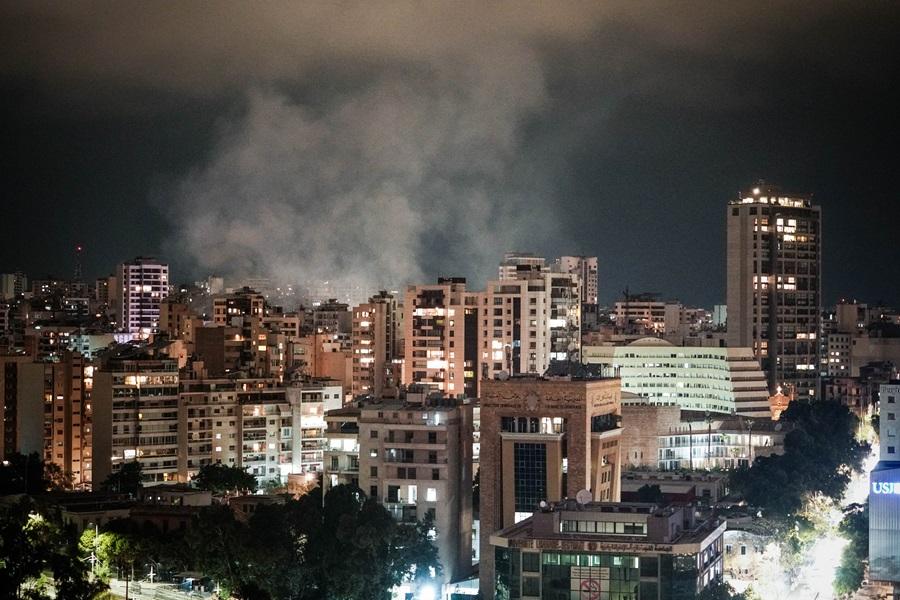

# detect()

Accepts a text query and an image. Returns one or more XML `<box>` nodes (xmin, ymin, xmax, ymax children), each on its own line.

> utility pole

<box><xmin>687</xmin><ymin>421</ymin><xmax>693</xmax><ymax>471</ymax></box>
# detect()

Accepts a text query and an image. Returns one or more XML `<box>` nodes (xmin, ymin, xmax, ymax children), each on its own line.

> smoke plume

<box><xmin>166</xmin><ymin>45</ymin><xmax>555</xmax><ymax>296</ymax></box>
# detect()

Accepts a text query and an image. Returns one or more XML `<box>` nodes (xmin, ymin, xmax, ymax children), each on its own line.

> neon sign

<box><xmin>872</xmin><ymin>482</ymin><xmax>900</xmax><ymax>494</ymax></box>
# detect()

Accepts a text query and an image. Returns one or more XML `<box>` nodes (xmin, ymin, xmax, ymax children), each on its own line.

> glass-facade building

<box><xmin>491</xmin><ymin>503</ymin><xmax>724</xmax><ymax>600</ymax></box>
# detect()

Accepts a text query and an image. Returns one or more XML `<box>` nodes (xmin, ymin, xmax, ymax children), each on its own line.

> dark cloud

<box><xmin>2</xmin><ymin>2</ymin><xmax>899</xmax><ymax>304</ymax></box>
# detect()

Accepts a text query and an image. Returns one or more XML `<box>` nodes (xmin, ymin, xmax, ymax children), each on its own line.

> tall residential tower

<box><xmin>726</xmin><ymin>183</ymin><xmax>821</xmax><ymax>399</ymax></box>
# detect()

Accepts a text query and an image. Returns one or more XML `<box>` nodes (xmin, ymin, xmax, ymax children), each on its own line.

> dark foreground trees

<box><xmin>188</xmin><ymin>484</ymin><xmax>440</xmax><ymax>600</ymax></box>
<box><xmin>834</xmin><ymin>502</ymin><xmax>868</xmax><ymax>597</ymax></box>
<box><xmin>0</xmin><ymin>497</ymin><xmax>106</xmax><ymax>599</ymax></box>
<box><xmin>192</xmin><ymin>462</ymin><xmax>258</xmax><ymax>495</ymax></box>
<box><xmin>729</xmin><ymin>399</ymin><xmax>869</xmax><ymax>518</ymax></box>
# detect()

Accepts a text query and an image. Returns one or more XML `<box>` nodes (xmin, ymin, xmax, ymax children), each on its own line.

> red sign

<box><xmin>580</xmin><ymin>578</ymin><xmax>600</xmax><ymax>600</ymax></box>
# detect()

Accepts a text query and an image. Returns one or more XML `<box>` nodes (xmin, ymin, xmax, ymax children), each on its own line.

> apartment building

<box><xmin>92</xmin><ymin>353</ymin><xmax>180</xmax><ymax>485</ymax></box>
<box><xmin>726</xmin><ymin>183</ymin><xmax>822</xmax><ymax>398</ymax></box>
<box><xmin>323</xmin><ymin>405</ymin><xmax>361</xmax><ymax>493</ymax></box>
<box><xmin>351</xmin><ymin>291</ymin><xmax>401</xmax><ymax>398</ymax></box>
<box><xmin>178</xmin><ymin>377</ymin><xmax>342</xmax><ymax>487</ymax></box>
<box><xmin>0</xmin><ymin>354</ymin><xmax>43</xmax><ymax>460</ymax></box>
<box><xmin>118</xmin><ymin>257</ymin><xmax>169</xmax><ymax>336</ymax></box>
<box><xmin>358</xmin><ymin>393</ymin><xmax>474</xmax><ymax>585</ymax></box>
<box><xmin>554</xmin><ymin>255</ymin><xmax>599</xmax><ymax>306</ymax></box>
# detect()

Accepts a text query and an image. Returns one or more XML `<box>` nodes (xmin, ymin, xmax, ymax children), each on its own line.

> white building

<box><xmin>118</xmin><ymin>257</ymin><xmax>169</xmax><ymax>336</ymax></box>
<box><xmin>554</xmin><ymin>255</ymin><xmax>598</xmax><ymax>306</ymax></box>
<box><xmin>358</xmin><ymin>394</ymin><xmax>474</xmax><ymax>587</ymax></box>
<box><xmin>583</xmin><ymin>338</ymin><xmax>770</xmax><ymax>416</ymax></box>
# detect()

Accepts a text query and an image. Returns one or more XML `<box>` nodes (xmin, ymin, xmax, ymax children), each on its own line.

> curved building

<box><xmin>583</xmin><ymin>338</ymin><xmax>770</xmax><ymax>417</ymax></box>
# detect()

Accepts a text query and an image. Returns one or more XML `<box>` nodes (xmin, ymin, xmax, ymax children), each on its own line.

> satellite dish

<box><xmin>576</xmin><ymin>489</ymin><xmax>593</xmax><ymax>505</ymax></box>
<box><xmin>497</xmin><ymin>370</ymin><xmax>510</xmax><ymax>380</ymax></box>
<box><xmin>539</xmin><ymin>500</ymin><xmax>549</xmax><ymax>511</ymax></box>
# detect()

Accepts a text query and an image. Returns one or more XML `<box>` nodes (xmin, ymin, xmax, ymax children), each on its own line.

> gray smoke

<box><xmin>166</xmin><ymin>45</ymin><xmax>554</xmax><ymax>297</ymax></box>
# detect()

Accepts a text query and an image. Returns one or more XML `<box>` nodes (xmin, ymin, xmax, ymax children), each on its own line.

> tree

<box><xmin>0</xmin><ymin>452</ymin><xmax>49</xmax><ymax>495</ymax></box>
<box><xmin>834</xmin><ymin>502</ymin><xmax>869</xmax><ymax>597</ymax></box>
<box><xmin>188</xmin><ymin>504</ymin><xmax>256</xmax><ymax>598</ymax></box>
<box><xmin>635</xmin><ymin>484</ymin><xmax>664</xmax><ymax>504</ymax></box>
<box><xmin>192</xmin><ymin>463</ymin><xmax>258</xmax><ymax>495</ymax></box>
<box><xmin>697</xmin><ymin>577</ymin><xmax>758</xmax><ymax>600</ymax></box>
<box><xmin>729</xmin><ymin>399</ymin><xmax>869</xmax><ymax>518</ymax></box>
<box><xmin>44</xmin><ymin>462</ymin><xmax>74</xmax><ymax>491</ymax></box>
<box><xmin>0</xmin><ymin>496</ymin><xmax>106</xmax><ymax>599</ymax></box>
<box><xmin>100</xmin><ymin>461</ymin><xmax>144</xmax><ymax>496</ymax></box>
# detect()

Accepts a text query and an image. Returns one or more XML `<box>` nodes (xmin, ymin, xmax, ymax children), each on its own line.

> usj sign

<box><xmin>872</xmin><ymin>482</ymin><xmax>900</xmax><ymax>494</ymax></box>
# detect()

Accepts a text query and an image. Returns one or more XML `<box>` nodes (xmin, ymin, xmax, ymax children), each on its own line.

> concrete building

<box><xmin>0</xmin><ymin>272</ymin><xmax>28</xmax><ymax>300</ymax></box>
<box><xmin>92</xmin><ymin>352</ymin><xmax>181</xmax><ymax>486</ymax></box>
<box><xmin>323</xmin><ymin>405</ymin><xmax>360</xmax><ymax>493</ymax></box>
<box><xmin>499</xmin><ymin>268</ymin><xmax>582</xmax><ymax>365</ymax></box>
<box><xmin>726</xmin><ymin>183</ymin><xmax>822</xmax><ymax>399</ymax></box>
<box><xmin>869</xmin><ymin>382</ymin><xmax>900</xmax><ymax>593</ymax></box>
<box><xmin>178</xmin><ymin>377</ymin><xmax>341</xmax><ymax>487</ymax></box>
<box><xmin>118</xmin><ymin>257</ymin><xmax>169</xmax><ymax>337</ymax></box>
<box><xmin>555</xmin><ymin>256</ymin><xmax>599</xmax><ymax>306</ymax></box>
<box><xmin>583</xmin><ymin>339</ymin><xmax>770</xmax><ymax>416</ymax></box>
<box><xmin>613</xmin><ymin>295</ymin><xmax>672</xmax><ymax>334</ymax></box>
<box><xmin>42</xmin><ymin>351</ymin><xmax>94</xmax><ymax>489</ymax></box>
<box><xmin>358</xmin><ymin>393</ymin><xmax>474</xmax><ymax>586</ymax></box>
<box><xmin>619</xmin><ymin>405</ymin><xmax>785</xmax><ymax>472</ymax></box>
<box><xmin>310</xmin><ymin>299</ymin><xmax>352</xmax><ymax>334</ymax></box>
<box><xmin>290</xmin><ymin>332</ymin><xmax>353</xmax><ymax>394</ymax></box>
<box><xmin>403</xmin><ymin>278</ymin><xmax>483</xmax><ymax>398</ymax></box>
<box><xmin>490</xmin><ymin>500</ymin><xmax>725</xmax><ymax>600</ymax></box>
<box><xmin>351</xmin><ymin>291</ymin><xmax>401</xmax><ymax>398</ymax></box>
<box><xmin>479</xmin><ymin>375</ymin><xmax>623</xmax><ymax>595</ymax></box>
<box><xmin>0</xmin><ymin>354</ymin><xmax>44</xmax><ymax>460</ymax></box>
<box><xmin>213</xmin><ymin>287</ymin><xmax>266</xmax><ymax>326</ymax></box>
<box><xmin>621</xmin><ymin>471</ymin><xmax>729</xmax><ymax>504</ymax></box>
<box><xmin>499</xmin><ymin>252</ymin><xmax>548</xmax><ymax>281</ymax></box>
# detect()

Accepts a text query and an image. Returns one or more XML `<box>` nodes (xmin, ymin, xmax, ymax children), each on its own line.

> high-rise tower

<box><xmin>726</xmin><ymin>183</ymin><xmax>821</xmax><ymax>398</ymax></box>
<box><xmin>118</xmin><ymin>257</ymin><xmax>169</xmax><ymax>337</ymax></box>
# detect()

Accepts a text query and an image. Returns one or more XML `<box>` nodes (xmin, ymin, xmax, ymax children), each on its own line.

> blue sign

<box><xmin>872</xmin><ymin>482</ymin><xmax>900</xmax><ymax>494</ymax></box>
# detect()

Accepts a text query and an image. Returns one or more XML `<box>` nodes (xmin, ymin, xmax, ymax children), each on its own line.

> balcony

<box><xmin>384</xmin><ymin>502</ymin><xmax>418</xmax><ymax>524</ymax></box>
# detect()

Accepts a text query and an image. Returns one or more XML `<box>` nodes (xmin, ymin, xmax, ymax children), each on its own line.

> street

<box><xmin>107</xmin><ymin>579</ymin><xmax>214</xmax><ymax>600</ymax></box>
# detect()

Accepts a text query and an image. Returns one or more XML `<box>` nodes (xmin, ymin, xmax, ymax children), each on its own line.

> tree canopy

<box><xmin>834</xmin><ymin>501</ymin><xmax>868</xmax><ymax>597</ymax></box>
<box><xmin>187</xmin><ymin>484</ymin><xmax>441</xmax><ymax>600</ymax></box>
<box><xmin>100</xmin><ymin>461</ymin><xmax>144</xmax><ymax>496</ymax></box>
<box><xmin>729</xmin><ymin>399</ymin><xmax>869</xmax><ymax>518</ymax></box>
<box><xmin>192</xmin><ymin>463</ymin><xmax>258</xmax><ymax>495</ymax></box>
<box><xmin>0</xmin><ymin>497</ymin><xmax>106</xmax><ymax>599</ymax></box>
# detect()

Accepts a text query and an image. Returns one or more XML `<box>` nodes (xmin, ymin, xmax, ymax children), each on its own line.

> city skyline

<box><xmin>2</xmin><ymin>4</ymin><xmax>900</xmax><ymax>307</ymax></box>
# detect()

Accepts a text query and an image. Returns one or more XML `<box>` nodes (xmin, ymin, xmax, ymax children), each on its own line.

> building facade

<box><xmin>869</xmin><ymin>382</ymin><xmax>900</xmax><ymax>592</ymax></box>
<box><xmin>479</xmin><ymin>376</ymin><xmax>623</xmax><ymax>595</ymax></box>
<box><xmin>583</xmin><ymin>339</ymin><xmax>770</xmax><ymax>416</ymax></box>
<box><xmin>726</xmin><ymin>184</ymin><xmax>822</xmax><ymax>399</ymax></box>
<box><xmin>0</xmin><ymin>354</ymin><xmax>44</xmax><ymax>460</ymax></box>
<box><xmin>118</xmin><ymin>257</ymin><xmax>169</xmax><ymax>336</ymax></box>
<box><xmin>351</xmin><ymin>291</ymin><xmax>401</xmax><ymax>398</ymax></box>
<box><xmin>92</xmin><ymin>355</ymin><xmax>181</xmax><ymax>485</ymax></box>
<box><xmin>555</xmin><ymin>255</ymin><xmax>599</xmax><ymax>307</ymax></box>
<box><xmin>490</xmin><ymin>501</ymin><xmax>725</xmax><ymax>600</ymax></box>
<box><xmin>358</xmin><ymin>394</ymin><xmax>474</xmax><ymax>585</ymax></box>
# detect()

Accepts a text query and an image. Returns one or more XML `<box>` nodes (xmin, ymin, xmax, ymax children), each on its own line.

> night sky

<box><xmin>2</xmin><ymin>3</ymin><xmax>899</xmax><ymax>307</ymax></box>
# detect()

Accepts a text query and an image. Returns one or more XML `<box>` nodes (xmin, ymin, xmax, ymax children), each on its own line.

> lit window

<box><xmin>426</xmin><ymin>488</ymin><xmax>437</xmax><ymax>502</ymax></box>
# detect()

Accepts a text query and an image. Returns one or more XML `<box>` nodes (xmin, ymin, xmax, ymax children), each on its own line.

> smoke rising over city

<box><xmin>2</xmin><ymin>2</ymin><xmax>900</xmax><ymax>304</ymax></box>
<box><xmin>165</xmin><ymin>47</ymin><xmax>554</xmax><ymax>294</ymax></box>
